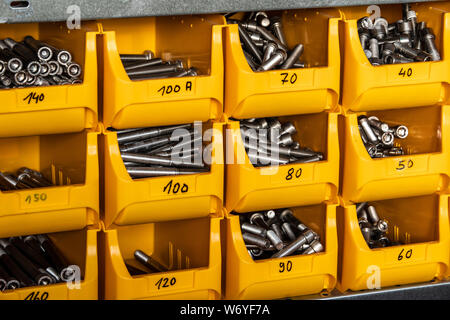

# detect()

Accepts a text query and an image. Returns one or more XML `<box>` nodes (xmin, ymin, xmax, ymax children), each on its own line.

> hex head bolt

<box><xmin>393</xmin><ymin>125</ymin><xmax>408</xmax><ymax>139</ymax></box>
<box><xmin>357</xmin><ymin>16</ymin><xmax>374</xmax><ymax>32</ymax></box>
<box><xmin>0</xmin><ymin>42</ymin><xmax>23</xmax><ymax>73</ymax></box>
<box><xmin>0</xmin><ymin>262</ymin><xmax>20</xmax><ymax>291</ymax></box>
<box><xmin>36</xmin><ymin>234</ymin><xmax>75</xmax><ymax>281</ymax></box>
<box><xmin>9</xmin><ymin>237</ymin><xmax>60</xmax><ymax>282</ymax></box>
<box><xmin>407</xmin><ymin>11</ymin><xmax>418</xmax><ymax>43</ymax></box>
<box><xmin>359</xmin><ymin>117</ymin><xmax>379</xmax><ymax>144</ymax></box>
<box><xmin>262</xmin><ymin>41</ymin><xmax>277</xmax><ymax>63</ymax></box>
<box><xmin>368</xmin><ymin>116</ymin><xmax>390</xmax><ymax>133</ymax></box>
<box><xmin>127</xmin><ymin>167</ymin><xmax>208</xmax><ymax>178</ymax></box>
<box><xmin>237</xmin><ymin>24</ymin><xmax>263</xmax><ymax>64</ymax></box>
<box><xmin>265</xmin><ymin>210</ymin><xmax>276</xmax><ymax>219</ymax></box>
<box><xmin>17</xmin><ymin>167</ymin><xmax>52</xmax><ymax>187</ymax></box>
<box><xmin>126</xmin><ymin>62</ymin><xmax>184</xmax><ymax>77</ymax></box>
<box><xmin>393</xmin><ymin>42</ymin><xmax>431</xmax><ymax>62</ymax></box>
<box><xmin>359</xmin><ymin>32</ymin><xmax>370</xmax><ymax>51</ymax></box>
<box><xmin>257</xmin><ymin>50</ymin><xmax>286</xmax><ymax>71</ymax></box>
<box><xmin>241</xmin><ymin>222</ymin><xmax>267</xmax><ymax>238</ymax></box>
<box><xmin>366</xmin><ymin>205</ymin><xmax>380</xmax><ymax>225</ymax></box>
<box><xmin>120</xmin><ymin>50</ymin><xmax>154</xmax><ymax>62</ymax></box>
<box><xmin>270</xmin><ymin>222</ymin><xmax>286</xmax><ymax>242</ymax></box>
<box><xmin>0</xmin><ymin>247</ymin><xmax>32</xmax><ymax>287</ymax></box>
<box><xmin>134</xmin><ymin>250</ymin><xmax>168</xmax><ymax>273</ymax></box>
<box><xmin>242</xmin><ymin>232</ymin><xmax>271</xmax><ymax>249</ymax></box>
<box><xmin>271</xmin><ymin>230</ymin><xmax>315</xmax><ymax>258</ymax></box>
<box><xmin>356</xmin><ymin>202</ymin><xmax>367</xmax><ymax>215</ymax></box>
<box><xmin>121</xmin><ymin>152</ymin><xmax>205</xmax><ymax>169</ymax></box>
<box><xmin>120</xmin><ymin>134</ymin><xmax>174</xmax><ymax>153</ymax></box>
<box><xmin>270</xmin><ymin>17</ymin><xmax>287</xmax><ymax>46</ymax></box>
<box><xmin>2</xmin><ymin>38</ymin><xmax>41</xmax><ymax>76</ymax></box>
<box><xmin>65</xmin><ymin>62</ymin><xmax>82</xmax><ymax>78</ymax></box>
<box><xmin>45</xmin><ymin>61</ymin><xmax>59</xmax><ymax>76</ymax></box>
<box><xmin>124</xmin><ymin>58</ymin><xmax>164</xmax><ymax>72</ymax></box>
<box><xmin>23</xmin><ymin>35</ymin><xmax>53</xmax><ymax>61</ymax></box>
<box><xmin>249</xmin><ymin>212</ymin><xmax>269</xmax><ymax>229</ymax></box>
<box><xmin>415</xmin><ymin>21</ymin><xmax>427</xmax><ymax>50</ymax></box>
<box><xmin>265</xmin><ymin>230</ymin><xmax>283</xmax><ymax>250</ymax></box>
<box><xmin>359</xmin><ymin>221</ymin><xmax>373</xmax><ymax>243</ymax></box>
<box><xmin>280</xmin><ymin>44</ymin><xmax>304</xmax><ymax>70</ymax></box>
<box><xmin>281</xmin><ymin>222</ymin><xmax>297</xmax><ymax>241</ymax></box>
<box><xmin>421</xmin><ymin>28</ymin><xmax>440</xmax><ymax>61</ymax></box>
<box><xmin>381</xmin><ymin>132</ymin><xmax>394</xmax><ymax>146</ymax></box>
<box><xmin>255</xmin><ymin>12</ymin><xmax>270</xmax><ymax>27</ymax></box>
<box><xmin>0</xmin><ymin>239</ymin><xmax>52</xmax><ymax>286</ymax></box>
<box><xmin>13</xmin><ymin>71</ymin><xmax>28</xmax><ymax>87</ymax></box>
<box><xmin>247</xmin><ymin>151</ymin><xmax>290</xmax><ymax>166</ymax></box>
<box><xmin>39</xmin><ymin>62</ymin><xmax>50</xmax><ymax>77</ymax></box>
<box><xmin>369</xmin><ymin>38</ymin><xmax>380</xmax><ymax>59</ymax></box>
<box><xmin>303</xmin><ymin>240</ymin><xmax>324</xmax><ymax>254</ymax></box>
<box><xmin>376</xmin><ymin>219</ymin><xmax>389</xmax><ymax>233</ymax></box>
<box><xmin>280</xmin><ymin>209</ymin><xmax>308</xmax><ymax>232</ymax></box>
<box><xmin>0</xmin><ymin>171</ymin><xmax>30</xmax><ymax>189</ymax></box>
<box><xmin>117</xmin><ymin>124</ymin><xmax>191</xmax><ymax>144</ymax></box>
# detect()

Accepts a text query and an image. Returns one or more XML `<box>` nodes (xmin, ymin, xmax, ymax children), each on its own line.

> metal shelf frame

<box><xmin>0</xmin><ymin>0</ymin><xmax>435</xmax><ymax>24</ymax></box>
<box><xmin>300</xmin><ymin>280</ymin><xmax>450</xmax><ymax>300</ymax></box>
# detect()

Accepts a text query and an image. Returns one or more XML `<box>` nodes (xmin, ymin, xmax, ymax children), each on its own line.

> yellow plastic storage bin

<box><xmin>0</xmin><ymin>129</ymin><xmax>99</xmax><ymax>238</ymax></box>
<box><xmin>103</xmin><ymin>216</ymin><xmax>222</xmax><ymax>300</ymax></box>
<box><xmin>338</xmin><ymin>194</ymin><xmax>450</xmax><ymax>292</ymax></box>
<box><xmin>224</xmin><ymin>202</ymin><xmax>338</xmax><ymax>299</ymax></box>
<box><xmin>100</xmin><ymin>15</ymin><xmax>225</xmax><ymax>129</ymax></box>
<box><xmin>0</xmin><ymin>22</ymin><xmax>98</xmax><ymax>137</ymax></box>
<box><xmin>103</xmin><ymin>122</ymin><xmax>224</xmax><ymax>227</ymax></box>
<box><xmin>341</xmin><ymin>106</ymin><xmax>450</xmax><ymax>203</ymax></box>
<box><xmin>225</xmin><ymin>112</ymin><xmax>339</xmax><ymax>213</ymax></box>
<box><xmin>340</xmin><ymin>3</ymin><xmax>450</xmax><ymax>112</ymax></box>
<box><xmin>223</xmin><ymin>9</ymin><xmax>341</xmax><ymax>119</ymax></box>
<box><xmin>0</xmin><ymin>227</ymin><xmax>99</xmax><ymax>300</ymax></box>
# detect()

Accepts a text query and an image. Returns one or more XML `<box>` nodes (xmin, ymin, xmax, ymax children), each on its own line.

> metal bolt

<box><xmin>241</xmin><ymin>222</ymin><xmax>267</xmax><ymax>237</ymax></box>
<box><xmin>421</xmin><ymin>28</ymin><xmax>440</xmax><ymax>61</ymax></box>
<box><xmin>303</xmin><ymin>240</ymin><xmax>324</xmax><ymax>254</ymax></box>
<box><xmin>134</xmin><ymin>250</ymin><xmax>168</xmax><ymax>272</ymax></box>
<box><xmin>242</xmin><ymin>232</ymin><xmax>271</xmax><ymax>249</ymax></box>
<box><xmin>271</xmin><ymin>230</ymin><xmax>315</xmax><ymax>258</ymax></box>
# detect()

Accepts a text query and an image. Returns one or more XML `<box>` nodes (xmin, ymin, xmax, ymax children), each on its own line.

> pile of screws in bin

<box><xmin>225</xmin><ymin>12</ymin><xmax>305</xmax><ymax>71</ymax></box>
<box><xmin>239</xmin><ymin>117</ymin><xmax>324</xmax><ymax>167</ymax></box>
<box><xmin>114</xmin><ymin>123</ymin><xmax>210</xmax><ymax>179</ymax></box>
<box><xmin>0</xmin><ymin>36</ymin><xmax>82</xmax><ymax>88</ymax></box>
<box><xmin>236</xmin><ymin>208</ymin><xmax>323</xmax><ymax>260</ymax></box>
<box><xmin>0</xmin><ymin>167</ymin><xmax>53</xmax><ymax>191</ymax></box>
<box><xmin>358</xmin><ymin>115</ymin><xmax>408</xmax><ymax>158</ymax></box>
<box><xmin>120</xmin><ymin>50</ymin><xmax>198</xmax><ymax>81</ymax></box>
<box><xmin>0</xmin><ymin>234</ymin><xmax>78</xmax><ymax>291</ymax></box>
<box><xmin>358</xmin><ymin>3</ymin><xmax>440</xmax><ymax>65</ymax></box>
<box><xmin>357</xmin><ymin>202</ymin><xmax>401</xmax><ymax>249</ymax></box>
<box><xmin>125</xmin><ymin>250</ymin><xmax>169</xmax><ymax>276</ymax></box>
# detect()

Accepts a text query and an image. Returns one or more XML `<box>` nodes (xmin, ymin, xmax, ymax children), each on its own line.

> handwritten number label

<box><xmin>24</xmin><ymin>291</ymin><xmax>49</xmax><ymax>300</ymax></box>
<box><xmin>398</xmin><ymin>67</ymin><xmax>413</xmax><ymax>78</ymax></box>
<box><xmin>280</xmin><ymin>72</ymin><xmax>298</xmax><ymax>85</ymax></box>
<box><xmin>285</xmin><ymin>167</ymin><xmax>302</xmax><ymax>181</ymax></box>
<box><xmin>25</xmin><ymin>193</ymin><xmax>47</xmax><ymax>204</ymax></box>
<box><xmin>158</xmin><ymin>81</ymin><xmax>192</xmax><ymax>96</ymax></box>
<box><xmin>23</xmin><ymin>92</ymin><xmax>45</xmax><ymax>104</ymax></box>
<box><xmin>163</xmin><ymin>180</ymin><xmax>189</xmax><ymax>195</ymax></box>
<box><xmin>155</xmin><ymin>277</ymin><xmax>176</xmax><ymax>290</ymax></box>
<box><xmin>398</xmin><ymin>248</ymin><xmax>413</xmax><ymax>261</ymax></box>
<box><xmin>396</xmin><ymin>159</ymin><xmax>414</xmax><ymax>171</ymax></box>
<box><xmin>279</xmin><ymin>261</ymin><xmax>293</xmax><ymax>273</ymax></box>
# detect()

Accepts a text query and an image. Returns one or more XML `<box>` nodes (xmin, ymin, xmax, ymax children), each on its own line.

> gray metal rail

<box><xmin>0</xmin><ymin>0</ymin><xmax>433</xmax><ymax>23</ymax></box>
